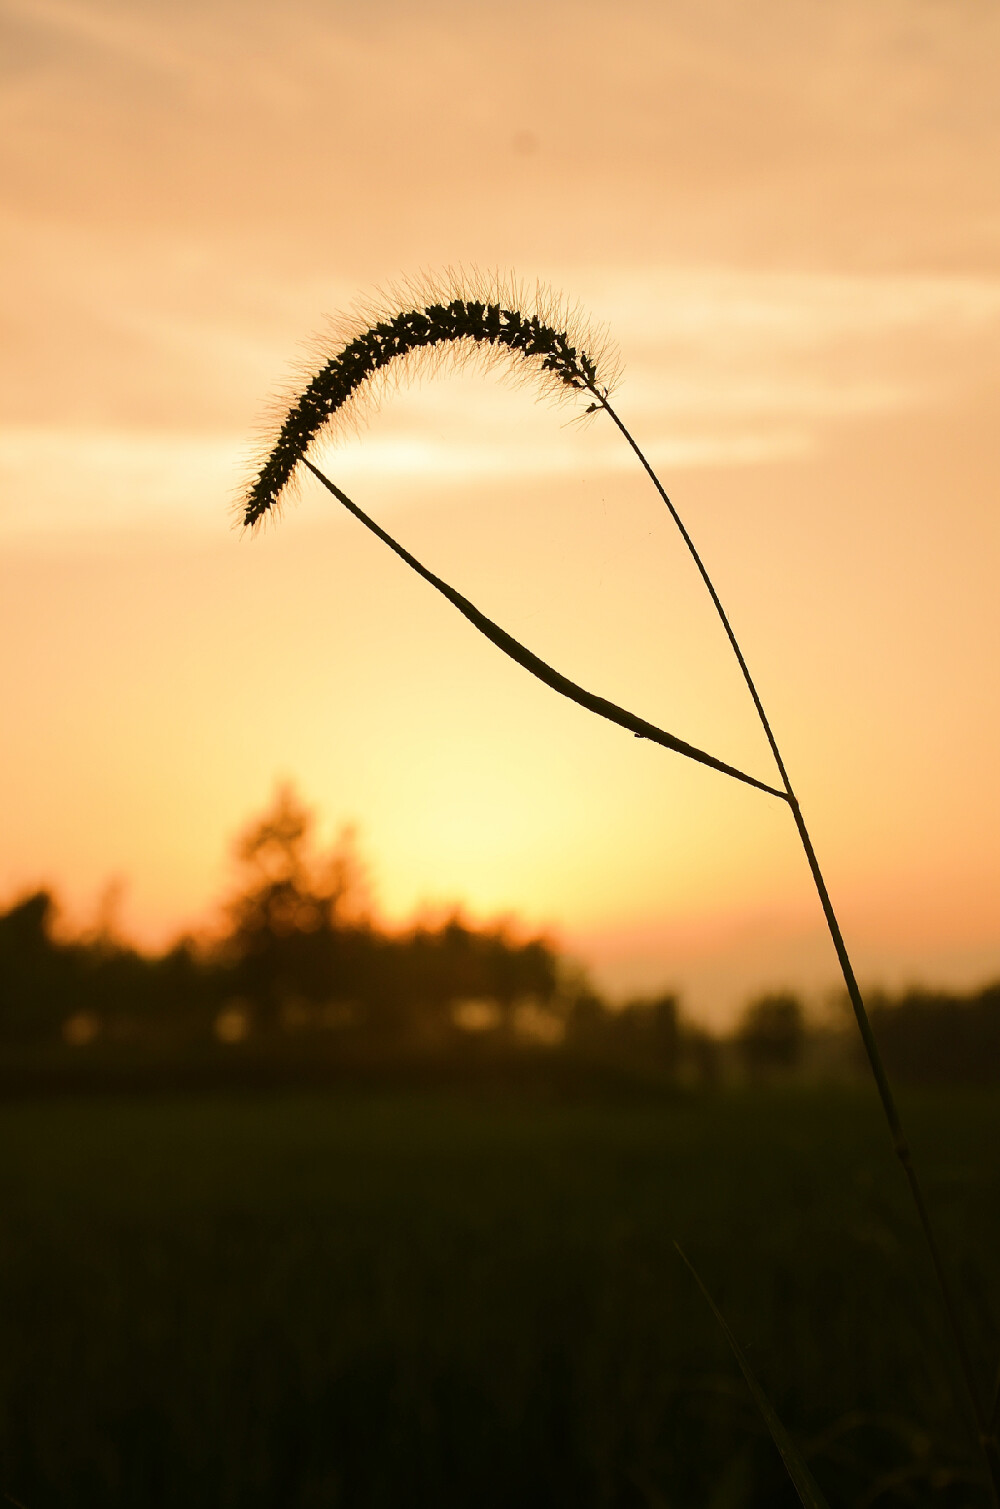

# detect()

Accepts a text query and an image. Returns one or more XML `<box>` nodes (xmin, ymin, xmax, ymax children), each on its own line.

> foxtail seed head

<box><xmin>241</xmin><ymin>270</ymin><xmax>618</xmax><ymax>529</ymax></box>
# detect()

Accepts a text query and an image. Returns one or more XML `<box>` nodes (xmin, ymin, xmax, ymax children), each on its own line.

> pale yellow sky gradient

<box><xmin>1</xmin><ymin>0</ymin><xmax>998</xmax><ymax>1023</ymax></box>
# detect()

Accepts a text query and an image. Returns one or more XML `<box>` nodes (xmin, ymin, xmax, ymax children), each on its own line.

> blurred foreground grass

<box><xmin>0</xmin><ymin>1084</ymin><xmax>997</xmax><ymax>1508</ymax></box>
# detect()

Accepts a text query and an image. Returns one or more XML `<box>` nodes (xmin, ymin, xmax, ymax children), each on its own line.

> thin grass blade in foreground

<box><xmin>675</xmin><ymin>1243</ymin><xmax>832</xmax><ymax>1509</ymax></box>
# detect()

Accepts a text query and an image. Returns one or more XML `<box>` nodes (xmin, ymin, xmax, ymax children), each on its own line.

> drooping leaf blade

<box><xmin>303</xmin><ymin>462</ymin><xmax>787</xmax><ymax>802</ymax></box>
<box><xmin>675</xmin><ymin>1243</ymin><xmax>832</xmax><ymax>1509</ymax></box>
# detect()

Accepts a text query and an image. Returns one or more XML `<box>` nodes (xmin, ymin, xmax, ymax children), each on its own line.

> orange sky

<box><xmin>2</xmin><ymin>0</ymin><xmax>999</xmax><ymax>1025</ymax></box>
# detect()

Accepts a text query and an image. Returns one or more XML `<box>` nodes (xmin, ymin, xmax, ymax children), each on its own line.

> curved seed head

<box><xmin>241</xmin><ymin>269</ymin><xmax>619</xmax><ymax>530</ymax></box>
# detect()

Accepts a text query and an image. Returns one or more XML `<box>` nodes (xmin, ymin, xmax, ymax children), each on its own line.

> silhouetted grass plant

<box><xmin>243</xmin><ymin>269</ymin><xmax>999</xmax><ymax>1505</ymax></box>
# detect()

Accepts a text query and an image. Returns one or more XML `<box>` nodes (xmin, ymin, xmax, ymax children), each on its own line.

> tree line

<box><xmin>1</xmin><ymin>785</ymin><xmax>997</xmax><ymax>1086</ymax></box>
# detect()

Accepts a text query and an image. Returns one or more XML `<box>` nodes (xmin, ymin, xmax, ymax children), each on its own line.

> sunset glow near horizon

<box><xmin>2</xmin><ymin>0</ymin><xmax>999</xmax><ymax>1025</ymax></box>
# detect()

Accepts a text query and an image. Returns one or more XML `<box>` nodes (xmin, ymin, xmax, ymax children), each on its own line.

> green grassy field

<box><xmin>0</xmin><ymin>1084</ymin><xmax>996</xmax><ymax>1508</ymax></box>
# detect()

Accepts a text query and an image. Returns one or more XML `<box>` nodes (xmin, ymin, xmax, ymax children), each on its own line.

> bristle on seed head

<box><xmin>240</xmin><ymin>269</ymin><xmax>619</xmax><ymax>530</ymax></box>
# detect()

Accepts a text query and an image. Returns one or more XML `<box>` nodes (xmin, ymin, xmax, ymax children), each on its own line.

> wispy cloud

<box><xmin>0</xmin><ymin>426</ymin><xmax>247</xmax><ymax>537</ymax></box>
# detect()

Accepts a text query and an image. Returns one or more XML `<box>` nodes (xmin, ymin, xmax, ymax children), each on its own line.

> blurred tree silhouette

<box><xmin>0</xmin><ymin>889</ymin><xmax>70</xmax><ymax>1043</ymax></box>
<box><xmin>562</xmin><ymin>988</ymin><xmax>723</xmax><ymax>1084</ymax></box>
<box><xmin>223</xmin><ymin>782</ymin><xmax>373</xmax><ymax>1032</ymax></box>
<box><xmin>868</xmin><ymin>984</ymin><xmax>1000</xmax><ymax>1085</ymax></box>
<box><xmin>735</xmin><ymin>992</ymin><xmax>805</xmax><ymax>1076</ymax></box>
<box><xmin>614</xmin><ymin>994</ymin><xmax>681</xmax><ymax>1070</ymax></box>
<box><xmin>212</xmin><ymin>783</ymin><xmax>569</xmax><ymax>1048</ymax></box>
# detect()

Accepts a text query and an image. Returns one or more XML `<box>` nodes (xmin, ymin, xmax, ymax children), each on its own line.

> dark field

<box><xmin>0</xmin><ymin>1085</ymin><xmax>997</xmax><ymax>1508</ymax></box>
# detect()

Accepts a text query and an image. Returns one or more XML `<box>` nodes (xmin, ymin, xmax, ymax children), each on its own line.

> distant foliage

<box><xmin>0</xmin><ymin>890</ymin><xmax>71</xmax><ymax>1043</ymax></box>
<box><xmin>735</xmin><ymin>992</ymin><xmax>806</xmax><ymax>1076</ymax></box>
<box><xmin>0</xmin><ymin>784</ymin><xmax>565</xmax><ymax>1065</ymax></box>
<box><xmin>867</xmin><ymin>984</ymin><xmax>1000</xmax><ymax>1086</ymax></box>
<box><xmin>2</xmin><ymin>793</ymin><xmax>998</xmax><ymax>1090</ymax></box>
<box><xmin>0</xmin><ymin>888</ymin><xmax>220</xmax><ymax>1050</ymax></box>
<box><xmin>223</xmin><ymin>782</ymin><xmax>374</xmax><ymax>1032</ymax></box>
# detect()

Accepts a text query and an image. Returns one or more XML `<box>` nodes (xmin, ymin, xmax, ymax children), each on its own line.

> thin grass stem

<box><xmin>598</xmin><ymin>398</ymin><xmax>794</xmax><ymax>791</ymax></box>
<box><xmin>595</xmin><ymin>395</ymin><xmax>999</xmax><ymax>1504</ymax></box>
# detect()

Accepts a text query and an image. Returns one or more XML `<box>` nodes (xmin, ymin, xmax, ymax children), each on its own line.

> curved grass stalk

<box><xmin>594</xmin><ymin>395</ymin><xmax>1000</xmax><ymax>1502</ymax></box>
<box><xmin>242</xmin><ymin>273</ymin><xmax>999</xmax><ymax>1502</ymax></box>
